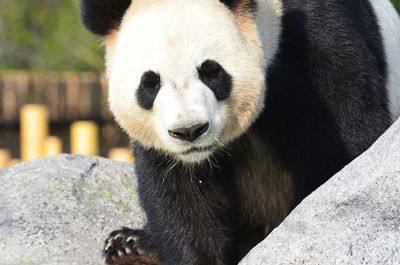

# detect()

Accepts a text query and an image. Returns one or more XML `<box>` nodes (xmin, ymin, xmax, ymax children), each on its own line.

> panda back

<box><xmin>259</xmin><ymin>0</ymin><xmax>398</xmax><ymax>198</ymax></box>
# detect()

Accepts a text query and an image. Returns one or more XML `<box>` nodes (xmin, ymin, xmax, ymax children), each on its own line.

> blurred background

<box><xmin>0</xmin><ymin>0</ymin><xmax>132</xmax><ymax>168</ymax></box>
<box><xmin>0</xmin><ymin>0</ymin><xmax>400</xmax><ymax>168</ymax></box>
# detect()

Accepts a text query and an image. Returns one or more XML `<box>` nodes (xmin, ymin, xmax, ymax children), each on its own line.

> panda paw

<box><xmin>104</xmin><ymin>227</ymin><xmax>160</xmax><ymax>265</ymax></box>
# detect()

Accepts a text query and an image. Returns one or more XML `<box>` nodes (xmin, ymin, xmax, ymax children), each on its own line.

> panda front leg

<box><xmin>104</xmin><ymin>143</ymin><xmax>238</xmax><ymax>265</ymax></box>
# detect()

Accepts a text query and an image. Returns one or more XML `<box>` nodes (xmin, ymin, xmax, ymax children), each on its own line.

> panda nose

<box><xmin>168</xmin><ymin>122</ymin><xmax>209</xmax><ymax>142</ymax></box>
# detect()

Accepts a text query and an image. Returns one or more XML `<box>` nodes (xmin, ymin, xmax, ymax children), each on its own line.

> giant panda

<box><xmin>80</xmin><ymin>0</ymin><xmax>400</xmax><ymax>264</ymax></box>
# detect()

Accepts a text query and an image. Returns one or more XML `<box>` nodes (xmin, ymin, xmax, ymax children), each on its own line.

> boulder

<box><xmin>0</xmin><ymin>155</ymin><xmax>145</xmax><ymax>265</ymax></box>
<box><xmin>240</xmin><ymin>119</ymin><xmax>400</xmax><ymax>265</ymax></box>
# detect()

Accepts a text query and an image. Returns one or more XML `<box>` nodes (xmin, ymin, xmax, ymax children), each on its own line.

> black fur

<box><xmin>198</xmin><ymin>60</ymin><xmax>232</xmax><ymax>101</ymax></box>
<box><xmin>133</xmin><ymin>143</ymin><xmax>241</xmax><ymax>265</ymax></box>
<box><xmin>220</xmin><ymin>0</ymin><xmax>240</xmax><ymax>9</ymax></box>
<box><xmin>80</xmin><ymin>0</ymin><xmax>131</xmax><ymax>35</ymax></box>
<box><xmin>220</xmin><ymin>0</ymin><xmax>257</xmax><ymax>12</ymax></box>
<box><xmin>136</xmin><ymin>71</ymin><xmax>162</xmax><ymax>110</ymax></box>
<box><xmin>263</xmin><ymin>0</ymin><xmax>390</xmax><ymax>201</ymax></box>
<box><xmin>82</xmin><ymin>0</ymin><xmax>395</xmax><ymax>264</ymax></box>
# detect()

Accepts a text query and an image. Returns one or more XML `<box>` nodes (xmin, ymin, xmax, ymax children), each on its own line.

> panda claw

<box><xmin>114</xmin><ymin>233</ymin><xmax>124</xmax><ymax>240</ymax></box>
<box><xmin>127</xmin><ymin>235</ymin><xmax>139</xmax><ymax>243</ymax></box>
<box><xmin>125</xmin><ymin>247</ymin><xmax>132</xmax><ymax>255</ymax></box>
<box><xmin>137</xmin><ymin>247</ymin><xmax>146</xmax><ymax>256</ymax></box>
<box><xmin>105</xmin><ymin>241</ymin><xmax>113</xmax><ymax>252</ymax></box>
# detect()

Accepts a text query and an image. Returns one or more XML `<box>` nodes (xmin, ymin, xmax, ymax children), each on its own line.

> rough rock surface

<box><xmin>0</xmin><ymin>155</ymin><xmax>145</xmax><ymax>265</ymax></box>
<box><xmin>240</xmin><ymin>119</ymin><xmax>400</xmax><ymax>265</ymax></box>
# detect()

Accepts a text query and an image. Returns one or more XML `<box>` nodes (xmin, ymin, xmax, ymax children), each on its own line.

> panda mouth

<box><xmin>181</xmin><ymin>145</ymin><xmax>215</xmax><ymax>155</ymax></box>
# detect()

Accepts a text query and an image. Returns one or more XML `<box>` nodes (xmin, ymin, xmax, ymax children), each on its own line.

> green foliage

<box><xmin>0</xmin><ymin>0</ymin><xmax>399</xmax><ymax>72</ymax></box>
<box><xmin>0</xmin><ymin>0</ymin><xmax>103</xmax><ymax>72</ymax></box>
<box><xmin>393</xmin><ymin>0</ymin><xmax>400</xmax><ymax>12</ymax></box>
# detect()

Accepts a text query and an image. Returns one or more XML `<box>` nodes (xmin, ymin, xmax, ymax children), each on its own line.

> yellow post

<box><xmin>20</xmin><ymin>105</ymin><xmax>49</xmax><ymax>161</ymax></box>
<box><xmin>108</xmin><ymin>148</ymin><xmax>134</xmax><ymax>163</ymax></box>
<box><xmin>0</xmin><ymin>149</ymin><xmax>11</xmax><ymax>168</ymax></box>
<box><xmin>70</xmin><ymin>121</ymin><xmax>99</xmax><ymax>156</ymax></box>
<box><xmin>44</xmin><ymin>136</ymin><xmax>63</xmax><ymax>156</ymax></box>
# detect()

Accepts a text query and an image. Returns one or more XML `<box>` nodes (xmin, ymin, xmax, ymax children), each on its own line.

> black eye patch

<box><xmin>136</xmin><ymin>71</ymin><xmax>161</xmax><ymax>110</ymax></box>
<box><xmin>198</xmin><ymin>60</ymin><xmax>232</xmax><ymax>101</ymax></box>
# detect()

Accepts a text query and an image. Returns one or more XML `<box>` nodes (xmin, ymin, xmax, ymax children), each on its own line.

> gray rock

<box><xmin>0</xmin><ymin>155</ymin><xmax>145</xmax><ymax>265</ymax></box>
<box><xmin>240</xmin><ymin>119</ymin><xmax>400</xmax><ymax>265</ymax></box>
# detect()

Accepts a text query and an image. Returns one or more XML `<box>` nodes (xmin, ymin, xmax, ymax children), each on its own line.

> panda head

<box><xmin>81</xmin><ymin>0</ymin><xmax>281</xmax><ymax>163</ymax></box>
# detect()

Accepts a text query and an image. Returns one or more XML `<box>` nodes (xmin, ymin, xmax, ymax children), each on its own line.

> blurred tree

<box><xmin>0</xmin><ymin>0</ymin><xmax>103</xmax><ymax>72</ymax></box>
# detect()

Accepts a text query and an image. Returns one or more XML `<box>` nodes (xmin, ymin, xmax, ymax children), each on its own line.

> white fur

<box><xmin>106</xmin><ymin>0</ymin><xmax>282</xmax><ymax>162</ymax></box>
<box><xmin>369</xmin><ymin>0</ymin><xmax>400</xmax><ymax>122</ymax></box>
<box><xmin>256</xmin><ymin>0</ymin><xmax>283</xmax><ymax>68</ymax></box>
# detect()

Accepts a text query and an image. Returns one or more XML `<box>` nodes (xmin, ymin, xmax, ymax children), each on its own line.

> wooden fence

<box><xmin>0</xmin><ymin>72</ymin><xmax>132</xmax><ymax>167</ymax></box>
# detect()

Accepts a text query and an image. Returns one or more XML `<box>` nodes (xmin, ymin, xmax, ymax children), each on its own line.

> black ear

<box><xmin>220</xmin><ymin>0</ymin><xmax>237</xmax><ymax>9</ymax></box>
<box><xmin>80</xmin><ymin>0</ymin><xmax>132</xmax><ymax>36</ymax></box>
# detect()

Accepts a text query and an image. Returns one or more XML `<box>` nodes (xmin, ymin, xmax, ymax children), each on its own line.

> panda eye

<box><xmin>136</xmin><ymin>71</ymin><xmax>161</xmax><ymax>110</ymax></box>
<box><xmin>198</xmin><ymin>60</ymin><xmax>232</xmax><ymax>101</ymax></box>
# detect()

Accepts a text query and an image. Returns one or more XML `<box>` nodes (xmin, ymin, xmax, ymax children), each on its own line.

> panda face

<box><xmin>105</xmin><ymin>0</ymin><xmax>272</xmax><ymax>163</ymax></box>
